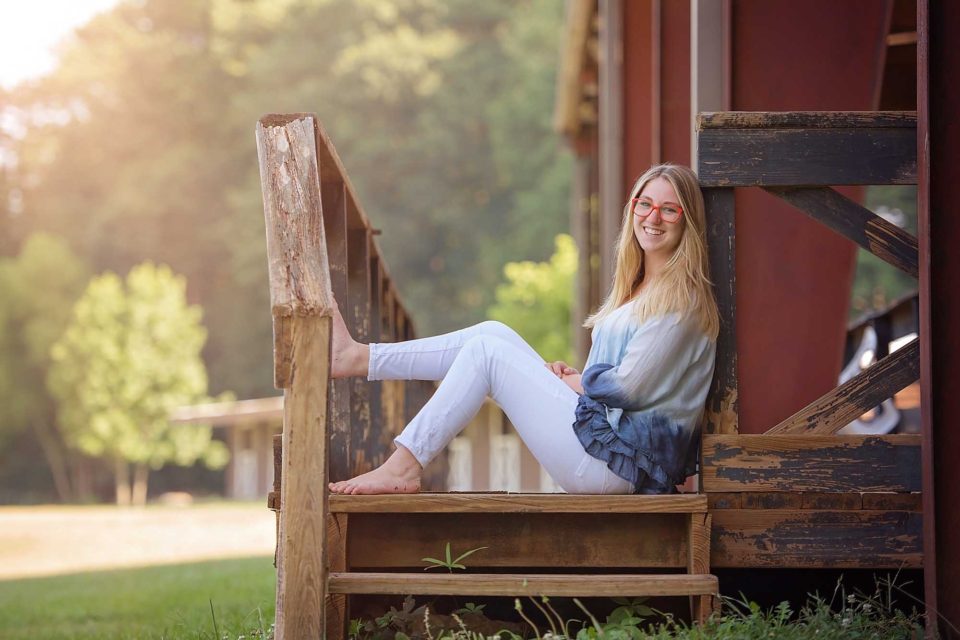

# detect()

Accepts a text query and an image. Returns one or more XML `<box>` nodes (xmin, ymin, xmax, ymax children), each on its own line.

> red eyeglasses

<box><xmin>631</xmin><ymin>197</ymin><xmax>684</xmax><ymax>223</ymax></box>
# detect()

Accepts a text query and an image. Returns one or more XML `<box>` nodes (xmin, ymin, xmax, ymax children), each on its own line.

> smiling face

<box><xmin>632</xmin><ymin>176</ymin><xmax>685</xmax><ymax>257</ymax></box>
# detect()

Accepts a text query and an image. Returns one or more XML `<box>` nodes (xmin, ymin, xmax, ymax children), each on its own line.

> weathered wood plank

<box><xmin>322</xmin><ymin>181</ymin><xmax>352</xmax><ymax>482</ymax></box>
<box><xmin>702</xmin><ymin>434</ymin><xmax>921</xmax><ymax>492</ymax></box>
<box><xmin>346</xmin><ymin>230</ymin><xmax>372</xmax><ymax>477</ymax></box>
<box><xmin>765</xmin><ymin>338</ymin><xmax>920</xmax><ymax>435</ymax></box>
<box><xmin>326</xmin><ymin>514</ymin><xmax>348</xmax><ymax>640</ymax></box>
<box><xmin>741</xmin><ymin>492</ymin><xmax>804</xmax><ymax>509</ymax></box>
<box><xmin>276</xmin><ymin>315</ymin><xmax>332</xmax><ymax>639</ymax></box>
<box><xmin>687</xmin><ymin>513</ymin><xmax>713</xmax><ymax>624</ymax></box>
<box><xmin>328</xmin><ymin>573</ymin><xmax>719</xmax><ymax>597</ymax></box>
<box><xmin>697</xmin><ymin>111</ymin><xmax>917</xmax><ymax>129</ymax></box>
<box><xmin>764</xmin><ymin>186</ymin><xmax>918</xmax><ymax>278</ymax></box>
<box><xmin>330</xmin><ymin>493</ymin><xmax>707</xmax><ymax>513</ymax></box>
<box><xmin>711</xmin><ymin>509</ymin><xmax>923</xmax><ymax>568</ymax></box>
<box><xmin>346</xmin><ymin>513</ymin><xmax>688</xmax><ymax>568</ymax></box>
<box><xmin>256</xmin><ymin>115</ymin><xmax>335</xmax><ymax>319</ymax></box>
<box><xmin>707</xmin><ymin>493</ymin><xmax>741</xmax><ymax>509</ymax></box>
<box><xmin>697</xmin><ymin>120</ymin><xmax>917</xmax><ymax>187</ymax></box>
<box><xmin>703</xmin><ymin>187</ymin><xmax>737</xmax><ymax>434</ymax></box>
<box><xmin>801</xmin><ymin>492</ymin><xmax>864</xmax><ymax>510</ymax></box>
<box><xmin>862</xmin><ymin>492</ymin><xmax>923</xmax><ymax>511</ymax></box>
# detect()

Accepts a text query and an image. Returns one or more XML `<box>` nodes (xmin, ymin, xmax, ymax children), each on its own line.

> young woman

<box><xmin>327</xmin><ymin>163</ymin><xmax>719</xmax><ymax>495</ymax></box>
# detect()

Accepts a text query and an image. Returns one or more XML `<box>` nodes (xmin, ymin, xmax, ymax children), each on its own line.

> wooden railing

<box><xmin>696</xmin><ymin>111</ymin><xmax>923</xmax><ymax>570</ymax></box>
<box><xmin>256</xmin><ymin>114</ymin><xmax>438</xmax><ymax>638</ymax></box>
<box><xmin>697</xmin><ymin>111</ymin><xmax>919</xmax><ymax>437</ymax></box>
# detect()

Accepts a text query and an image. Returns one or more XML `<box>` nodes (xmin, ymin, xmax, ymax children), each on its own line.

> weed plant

<box><xmin>343</xmin><ymin>573</ymin><xmax>931</xmax><ymax>640</ymax></box>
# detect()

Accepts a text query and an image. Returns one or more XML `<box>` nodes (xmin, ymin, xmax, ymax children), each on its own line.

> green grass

<box><xmin>0</xmin><ymin>556</ymin><xmax>276</xmax><ymax>640</ymax></box>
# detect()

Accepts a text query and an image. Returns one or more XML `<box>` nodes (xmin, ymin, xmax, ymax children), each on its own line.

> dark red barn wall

<box><xmin>726</xmin><ymin>0</ymin><xmax>889</xmax><ymax>433</ymax></box>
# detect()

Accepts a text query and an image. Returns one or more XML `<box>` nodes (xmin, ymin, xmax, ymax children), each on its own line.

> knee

<box><xmin>475</xmin><ymin>320</ymin><xmax>517</xmax><ymax>341</ymax></box>
<box><xmin>461</xmin><ymin>333</ymin><xmax>509</xmax><ymax>362</ymax></box>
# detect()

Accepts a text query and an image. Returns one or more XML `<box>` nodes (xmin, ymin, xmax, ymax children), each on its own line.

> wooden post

<box><xmin>257</xmin><ymin>114</ymin><xmax>335</xmax><ymax>640</ymax></box>
<box><xmin>702</xmin><ymin>187</ymin><xmax>737</xmax><ymax>435</ymax></box>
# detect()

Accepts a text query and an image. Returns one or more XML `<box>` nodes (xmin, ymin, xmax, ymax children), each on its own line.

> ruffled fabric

<box><xmin>572</xmin><ymin>394</ymin><xmax>700</xmax><ymax>494</ymax></box>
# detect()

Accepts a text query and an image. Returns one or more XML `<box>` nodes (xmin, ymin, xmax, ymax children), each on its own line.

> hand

<box><xmin>560</xmin><ymin>373</ymin><xmax>584</xmax><ymax>395</ymax></box>
<box><xmin>545</xmin><ymin>361</ymin><xmax>578</xmax><ymax>378</ymax></box>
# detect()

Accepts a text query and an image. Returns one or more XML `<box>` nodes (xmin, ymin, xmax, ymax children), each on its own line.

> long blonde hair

<box><xmin>584</xmin><ymin>163</ymin><xmax>720</xmax><ymax>340</ymax></box>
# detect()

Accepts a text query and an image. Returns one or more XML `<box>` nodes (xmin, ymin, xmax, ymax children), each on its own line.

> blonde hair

<box><xmin>583</xmin><ymin>163</ymin><xmax>720</xmax><ymax>340</ymax></box>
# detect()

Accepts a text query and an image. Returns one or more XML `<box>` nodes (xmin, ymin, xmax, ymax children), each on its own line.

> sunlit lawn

<box><xmin>0</xmin><ymin>556</ymin><xmax>276</xmax><ymax>640</ymax></box>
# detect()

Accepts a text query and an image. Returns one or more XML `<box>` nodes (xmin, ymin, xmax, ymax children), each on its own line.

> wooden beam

<box><xmin>277</xmin><ymin>316</ymin><xmax>331</xmax><ymax>638</ymax></box>
<box><xmin>346</xmin><ymin>229</ymin><xmax>372</xmax><ymax>477</ymax></box>
<box><xmin>765</xmin><ymin>338</ymin><xmax>919</xmax><ymax>435</ymax></box>
<box><xmin>710</xmin><ymin>509</ymin><xmax>923</xmax><ymax>568</ymax></box>
<box><xmin>329</xmin><ymin>573</ymin><xmax>719</xmax><ymax>597</ymax></box>
<box><xmin>698</xmin><ymin>111</ymin><xmax>917</xmax><ymax>129</ymax></box>
<box><xmin>703</xmin><ymin>188</ymin><xmax>737</xmax><ymax>434</ymax></box>
<box><xmin>257</xmin><ymin>114</ymin><xmax>335</xmax><ymax>639</ymax></box>
<box><xmin>702</xmin><ymin>434</ymin><xmax>921</xmax><ymax>492</ymax></box>
<box><xmin>329</xmin><ymin>492</ymin><xmax>707</xmax><ymax>513</ymax></box>
<box><xmin>696</xmin><ymin>111</ymin><xmax>917</xmax><ymax>187</ymax></box>
<box><xmin>764</xmin><ymin>186</ymin><xmax>918</xmax><ymax>278</ymax></box>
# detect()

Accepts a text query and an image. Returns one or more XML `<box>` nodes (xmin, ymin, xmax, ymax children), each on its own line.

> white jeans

<box><xmin>367</xmin><ymin>320</ymin><xmax>634</xmax><ymax>494</ymax></box>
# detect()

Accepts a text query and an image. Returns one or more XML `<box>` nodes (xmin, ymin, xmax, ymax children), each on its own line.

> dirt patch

<box><xmin>0</xmin><ymin>502</ymin><xmax>275</xmax><ymax>580</ymax></box>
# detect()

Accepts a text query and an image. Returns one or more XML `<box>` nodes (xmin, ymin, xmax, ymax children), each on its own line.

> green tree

<box><xmin>47</xmin><ymin>262</ymin><xmax>228</xmax><ymax>506</ymax></box>
<box><xmin>0</xmin><ymin>233</ymin><xmax>92</xmax><ymax>501</ymax></box>
<box><xmin>487</xmin><ymin>233</ymin><xmax>576</xmax><ymax>364</ymax></box>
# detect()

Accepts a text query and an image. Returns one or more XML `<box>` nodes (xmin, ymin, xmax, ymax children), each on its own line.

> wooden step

<box><xmin>327</xmin><ymin>492</ymin><xmax>707</xmax><ymax>514</ymax></box>
<box><xmin>328</xmin><ymin>572</ymin><xmax>718</xmax><ymax>597</ymax></box>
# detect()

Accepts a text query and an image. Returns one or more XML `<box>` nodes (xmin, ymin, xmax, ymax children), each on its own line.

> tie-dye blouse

<box><xmin>572</xmin><ymin>299</ymin><xmax>716</xmax><ymax>494</ymax></box>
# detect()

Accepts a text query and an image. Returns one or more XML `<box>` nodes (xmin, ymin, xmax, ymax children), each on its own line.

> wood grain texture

<box><xmin>765</xmin><ymin>338</ymin><xmax>919</xmax><ymax>435</ymax></box>
<box><xmin>687</xmin><ymin>513</ymin><xmax>713</xmax><ymax>625</ymax></box>
<box><xmin>861</xmin><ymin>493</ymin><xmax>922</xmax><ymax>511</ymax></box>
<box><xmin>697</xmin><ymin>126</ymin><xmax>916</xmax><ymax>187</ymax></box>
<box><xmin>321</xmin><ymin>181</ymin><xmax>352</xmax><ymax>483</ymax></box>
<box><xmin>256</xmin><ymin>115</ymin><xmax>334</xmax><ymax>319</ymax></box>
<box><xmin>326</xmin><ymin>514</ymin><xmax>348</xmax><ymax>640</ymax></box>
<box><xmin>702</xmin><ymin>434</ymin><xmax>921</xmax><ymax>492</ymax></box>
<box><xmin>703</xmin><ymin>188</ymin><xmax>738</xmax><ymax>435</ymax></box>
<box><xmin>741</xmin><ymin>492</ymin><xmax>804</xmax><ymax>509</ymax></box>
<box><xmin>707</xmin><ymin>493</ymin><xmax>741</xmax><ymax>509</ymax></box>
<box><xmin>329</xmin><ymin>492</ymin><xmax>707</xmax><ymax>513</ymax></box>
<box><xmin>764</xmin><ymin>186</ymin><xmax>918</xmax><ymax>278</ymax></box>
<box><xmin>328</xmin><ymin>573</ymin><xmax>719</xmax><ymax>597</ymax></box>
<box><xmin>697</xmin><ymin>111</ymin><xmax>917</xmax><ymax>129</ymax></box>
<box><xmin>710</xmin><ymin>509</ymin><xmax>923</xmax><ymax>568</ymax></box>
<box><xmin>276</xmin><ymin>315</ymin><xmax>332</xmax><ymax>639</ymax></box>
<box><xmin>345</xmin><ymin>512</ymin><xmax>688</xmax><ymax>569</ymax></box>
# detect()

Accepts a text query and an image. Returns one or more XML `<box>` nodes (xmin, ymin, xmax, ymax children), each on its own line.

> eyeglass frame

<box><xmin>630</xmin><ymin>197</ymin><xmax>684</xmax><ymax>223</ymax></box>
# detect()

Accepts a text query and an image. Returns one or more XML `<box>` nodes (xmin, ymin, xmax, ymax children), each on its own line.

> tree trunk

<box><xmin>70</xmin><ymin>455</ymin><xmax>96</xmax><ymax>503</ymax></box>
<box><xmin>132</xmin><ymin>463</ymin><xmax>149</xmax><ymax>507</ymax></box>
<box><xmin>114</xmin><ymin>459</ymin><xmax>131</xmax><ymax>506</ymax></box>
<box><xmin>29</xmin><ymin>416</ymin><xmax>74</xmax><ymax>502</ymax></box>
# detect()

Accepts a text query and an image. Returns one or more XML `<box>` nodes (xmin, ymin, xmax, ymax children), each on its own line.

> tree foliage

<box><xmin>488</xmin><ymin>234</ymin><xmax>577</xmax><ymax>364</ymax></box>
<box><xmin>0</xmin><ymin>233</ymin><xmax>92</xmax><ymax>500</ymax></box>
<box><xmin>47</xmin><ymin>262</ymin><xmax>228</xmax><ymax>505</ymax></box>
<box><xmin>3</xmin><ymin>0</ymin><xmax>571</xmax><ymax>404</ymax></box>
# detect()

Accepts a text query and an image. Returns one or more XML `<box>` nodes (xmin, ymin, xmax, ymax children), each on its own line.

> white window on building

<box><xmin>489</xmin><ymin>433</ymin><xmax>521</xmax><ymax>492</ymax></box>
<box><xmin>447</xmin><ymin>437</ymin><xmax>473</xmax><ymax>491</ymax></box>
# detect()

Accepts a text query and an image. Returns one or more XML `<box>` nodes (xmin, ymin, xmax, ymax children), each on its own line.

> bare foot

<box><xmin>330</xmin><ymin>300</ymin><xmax>367</xmax><ymax>378</ymax></box>
<box><xmin>328</xmin><ymin>445</ymin><xmax>422</xmax><ymax>494</ymax></box>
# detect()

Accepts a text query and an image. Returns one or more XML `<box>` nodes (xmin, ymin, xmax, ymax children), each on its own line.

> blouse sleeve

<box><xmin>581</xmin><ymin>312</ymin><xmax>700</xmax><ymax>411</ymax></box>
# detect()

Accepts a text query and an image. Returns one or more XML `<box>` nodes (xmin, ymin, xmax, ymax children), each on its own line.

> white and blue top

<box><xmin>573</xmin><ymin>298</ymin><xmax>716</xmax><ymax>494</ymax></box>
